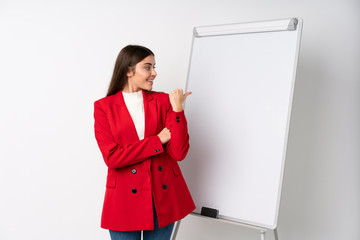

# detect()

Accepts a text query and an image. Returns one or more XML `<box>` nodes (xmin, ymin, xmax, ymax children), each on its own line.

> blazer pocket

<box><xmin>172</xmin><ymin>163</ymin><xmax>182</xmax><ymax>177</ymax></box>
<box><xmin>106</xmin><ymin>172</ymin><xmax>116</xmax><ymax>188</ymax></box>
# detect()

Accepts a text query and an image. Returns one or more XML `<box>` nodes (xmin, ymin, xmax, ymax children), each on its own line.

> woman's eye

<box><xmin>144</xmin><ymin>65</ymin><xmax>155</xmax><ymax>71</ymax></box>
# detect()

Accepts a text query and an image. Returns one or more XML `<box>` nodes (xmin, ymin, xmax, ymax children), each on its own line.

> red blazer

<box><xmin>94</xmin><ymin>90</ymin><xmax>195</xmax><ymax>231</ymax></box>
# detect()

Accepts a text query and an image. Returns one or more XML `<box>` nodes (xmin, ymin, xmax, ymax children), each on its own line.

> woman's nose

<box><xmin>152</xmin><ymin>68</ymin><xmax>157</xmax><ymax>77</ymax></box>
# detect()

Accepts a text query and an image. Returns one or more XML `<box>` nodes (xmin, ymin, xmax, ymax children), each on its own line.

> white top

<box><xmin>122</xmin><ymin>90</ymin><xmax>145</xmax><ymax>140</ymax></box>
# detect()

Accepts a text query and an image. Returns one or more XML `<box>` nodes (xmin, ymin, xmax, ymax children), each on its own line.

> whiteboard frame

<box><xmin>193</xmin><ymin>18</ymin><xmax>298</xmax><ymax>37</ymax></box>
<box><xmin>183</xmin><ymin>18</ymin><xmax>303</xmax><ymax>230</ymax></box>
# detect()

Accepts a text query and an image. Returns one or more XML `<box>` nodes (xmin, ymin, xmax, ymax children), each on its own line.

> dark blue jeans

<box><xmin>109</xmin><ymin>204</ymin><xmax>175</xmax><ymax>240</ymax></box>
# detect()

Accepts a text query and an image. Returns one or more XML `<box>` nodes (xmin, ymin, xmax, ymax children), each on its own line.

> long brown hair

<box><xmin>106</xmin><ymin>45</ymin><xmax>154</xmax><ymax>97</ymax></box>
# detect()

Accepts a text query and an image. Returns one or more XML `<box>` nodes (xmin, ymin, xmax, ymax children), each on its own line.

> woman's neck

<box><xmin>122</xmin><ymin>84</ymin><xmax>141</xmax><ymax>93</ymax></box>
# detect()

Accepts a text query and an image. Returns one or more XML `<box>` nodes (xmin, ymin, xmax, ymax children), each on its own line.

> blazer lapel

<box><xmin>143</xmin><ymin>91</ymin><xmax>158</xmax><ymax>138</ymax></box>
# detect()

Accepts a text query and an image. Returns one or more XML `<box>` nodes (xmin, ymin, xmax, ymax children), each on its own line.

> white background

<box><xmin>0</xmin><ymin>1</ymin><xmax>359</xmax><ymax>240</ymax></box>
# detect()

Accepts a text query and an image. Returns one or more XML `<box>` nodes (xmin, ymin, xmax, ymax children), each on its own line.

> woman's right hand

<box><xmin>157</xmin><ymin>127</ymin><xmax>171</xmax><ymax>144</ymax></box>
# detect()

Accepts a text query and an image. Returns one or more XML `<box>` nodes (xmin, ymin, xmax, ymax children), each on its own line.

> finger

<box><xmin>184</xmin><ymin>91</ymin><xmax>192</xmax><ymax>98</ymax></box>
<box><xmin>170</xmin><ymin>90</ymin><xmax>177</xmax><ymax>98</ymax></box>
<box><xmin>173</xmin><ymin>89</ymin><xmax>181</xmax><ymax>93</ymax></box>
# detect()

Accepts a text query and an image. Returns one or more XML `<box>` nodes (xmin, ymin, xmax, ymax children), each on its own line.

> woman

<box><xmin>94</xmin><ymin>45</ymin><xmax>195</xmax><ymax>240</ymax></box>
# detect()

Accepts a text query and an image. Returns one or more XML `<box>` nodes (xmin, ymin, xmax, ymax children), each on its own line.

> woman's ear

<box><xmin>126</xmin><ymin>67</ymin><xmax>134</xmax><ymax>77</ymax></box>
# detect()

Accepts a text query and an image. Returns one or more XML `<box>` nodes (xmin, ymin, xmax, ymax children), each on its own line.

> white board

<box><xmin>181</xmin><ymin>18</ymin><xmax>303</xmax><ymax>229</ymax></box>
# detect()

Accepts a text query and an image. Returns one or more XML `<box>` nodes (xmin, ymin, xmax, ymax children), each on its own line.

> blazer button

<box><xmin>176</xmin><ymin>116</ymin><xmax>180</xmax><ymax>120</ymax></box>
<box><xmin>131</xmin><ymin>169</ymin><xmax>137</xmax><ymax>174</ymax></box>
<box><xmin>132</xmin><ymin>188</ymin><xmax>137</xmax><ymax>194</ymax></box>
<box><xmin>162</xmin><ymin>184</ymin><xmax>167</xmax><ymax>190</ymax></box>
<box><xmin>176</xmin><ymin>120</ymin><xmax>180</xmax><ymax>123</ymax></box>
<box><xmin>158</xmin><ymin>166</ymin><xmax>163</xmax><ymax>171</ymax></box>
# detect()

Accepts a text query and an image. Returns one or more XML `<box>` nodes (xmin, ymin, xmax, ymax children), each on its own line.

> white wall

<box><xmin>0</xmin><ymin>0</ymin><xmax>358</xmax><ymax>240</ymax></box>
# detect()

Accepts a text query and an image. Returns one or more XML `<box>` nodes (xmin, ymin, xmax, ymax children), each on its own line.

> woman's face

<box><xmin>125</xmin><ymin>55</ymin><xmax>157</xmax><ymax>92</ymax></box>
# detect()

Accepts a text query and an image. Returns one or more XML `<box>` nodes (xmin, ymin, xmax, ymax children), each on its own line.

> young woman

<box><xmin>94</xmin><ymin>45</ymin><xmax>195</xmax><ymax>240</ymax></box>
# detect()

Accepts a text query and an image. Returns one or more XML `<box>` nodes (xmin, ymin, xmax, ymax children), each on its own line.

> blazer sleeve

<box><xmin>164</xmin><ymin>103</ymin><xmax>190</xmax><ymax>161</ymax></box>
<box><xmin>94</xmin><ymin>101</ymin><xmax>164</xmax><ymax>169</ymax></box>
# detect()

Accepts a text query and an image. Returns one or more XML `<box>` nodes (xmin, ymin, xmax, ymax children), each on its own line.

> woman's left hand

<box><xmin>169</xmin><ymin>89</ymin><xmax>192</xmax><ymax>112</ymax></box>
